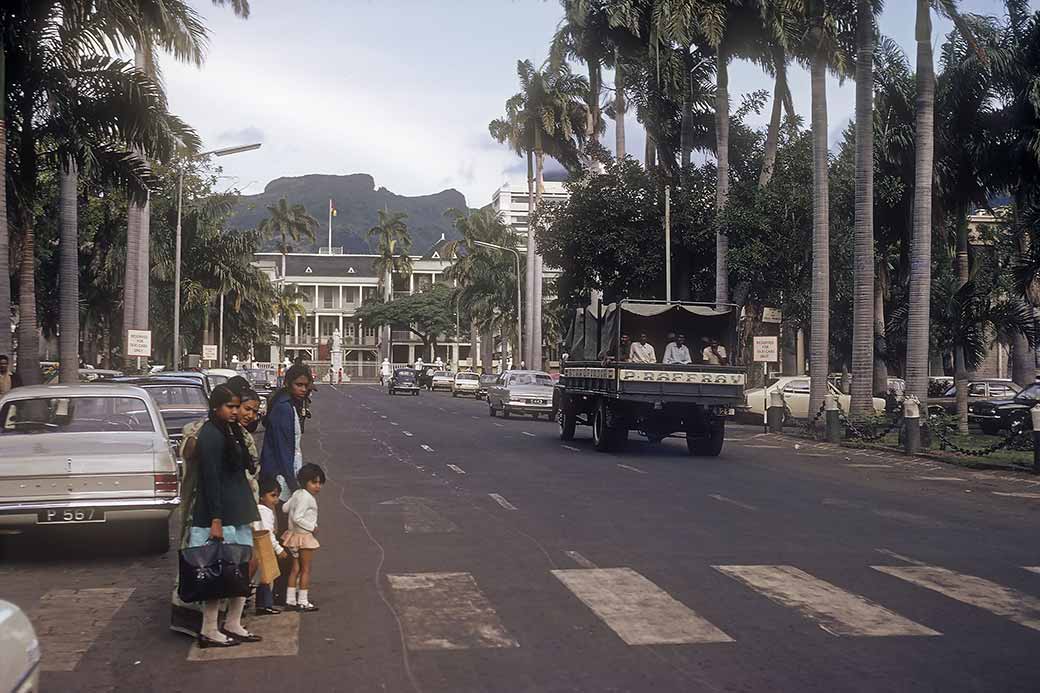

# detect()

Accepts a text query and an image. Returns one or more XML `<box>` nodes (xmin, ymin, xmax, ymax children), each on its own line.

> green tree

<box><xmin>368</xmin><ymin>207</ymin><xmax>412</xmax><ymax>360</ymax></box>
<box><xmin>258</xmin><ymin>197</ymin><xmax>318</xmax><ymax>355</ymax></box>
<box><xmin>355</xmin><ymin>284</ymin><xmax>456</xmax><ymax>361</ymax></box>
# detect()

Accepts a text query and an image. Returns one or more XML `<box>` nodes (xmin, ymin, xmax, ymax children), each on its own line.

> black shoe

<box><xmin>254</xmin><ymin>607</ymin><xmax>281</xmax><ymax>616</ymax></box>
<box><xmin>222</xmin><ymin>628</ymin><xmax>263</xmax><ymax>643</ymax></box>
<box><xmin>297</xmin><ymin>603</ymin><xmax>319</xmax><ymax>612</ymax></box>
<box><xmin>198</xmin><ymin>634</ymin><xmax>240</xmax><ymax>649</ymax></box>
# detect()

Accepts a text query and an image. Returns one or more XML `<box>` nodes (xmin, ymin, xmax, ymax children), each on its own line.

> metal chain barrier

<box><xmin>927</xmin><ymin>414</ymin><xmax>1033</xmax><ymax>457</ymax></box>
<box><xmin>803</xmin><ymin>401</ymin><xmax>827</xmax><ymax>436</ymax></box>
<box><xmin>836</xmin><ymin>402</ymin><xmax>903</xmax><ymax>442</ymax></box>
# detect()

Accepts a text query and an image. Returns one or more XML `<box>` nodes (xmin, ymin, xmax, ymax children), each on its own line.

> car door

<box><xmin>781</xmin><ymin>379</ymin><xmax>811</xmax><ymax>418</ymax></box>
<box><xmin>492</xmin><ymin>375</ymin><xmax>509</xmax><ymax>407</ymax></box>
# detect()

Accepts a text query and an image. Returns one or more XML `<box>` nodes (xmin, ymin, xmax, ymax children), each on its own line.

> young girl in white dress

<box><xmin>282</xmin><ymin>463</ymin><xmax>325</xmax><ymax>611</ymax></box>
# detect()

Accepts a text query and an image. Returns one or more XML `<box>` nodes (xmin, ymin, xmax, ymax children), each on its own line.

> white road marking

<box><xmin>447</xmin><ymin>464</ymin><xmax>466</xmax><ymax>474</ymax></box>
<box><xmin>822</xmin><ymin>498</ymin><xmax>864</xmax><ymax>509</ymax></box>
<box><xmin>553</xmin><ymin>568</ymin><xmax>733</xmax><ymax>645</ymax></box>
<box><xmin>188</xmin><ymin>612</ymin><xmax>300</xmax><ymax>661</ymax></box>
<box><xmin>489</xmin><ymin>493</ymin><xmax>517</xmax><ymax>510</ymax></box>
<box><xmin>872</xmin><ymin>509</ymin><xmax>945</xmax><ymax>528</ymax></box>
<box><xmin>746</xmin><ymin>444</ymin><xmax>784</xmax><ymax>449</ymax></box>
<box><xmin>715</xmin><ymin>566</ymin><xmax>938</xmax><ymax>637</ymax></box>
<box><xmin>522</xmin><ymin>431</ymin><xmax>536</xmax><ymax>437</ymax></box>
<box><xmin>708</xmin><ymin>494</ymin><xmax>758</xmax><ymax>511</ymax></box>
<box><xmin>616</xmin><ymin>464</ymin><xmax>647</xmax><ymax>475</ymax></box>
<box><xmin>381</xmin><ymin>415</ymin><xmax>388</xmax><ymax>419</ymax></box>
<box><xmin>35</xmin><ymin>587</ymin><xmax>135</xmax><ymax>671</ymax></box>
<box><xmin>874</xmin><ymin>566</ymin><xmax>1040</xmax><ymax>632</ymax></box>
<box><xmin>494</xmin><ymin>423</ymin><xmax>504</xmax><ymax>428</ymax></box>
<box><xmin>1023</xmin><ymin>567</ymin><xmax>1040</xmax><ymax>575</ymax></box>
<box><xmin>913</xmin><ymin>476</ymin><xmax>966</xmax><ymax>482</ymax></box>
<box><xmin>471</xmin><ymin>416</ymin><xmax>480</xmax><ymax>420</ymax></box>
<box><xmin>846</xmin><ymin>464</ymin><xmax>892</xmax><ymax>468</ymax></box>
<box><xmin>993</xmin><ymin>491</ymin><xmax>1040</xmax><ymax>499</ymax></box>
<box><xmin>387</xmin><ymin>572</ymin><xmax>519</xmax><ymax>650</ymax></box>
<box><xmin>564</xmin><ymin>550</ymin><xmax>598</xmax><ymax>569</ymax></box>
<box><xmin>875</xmin><ymin>549</ymin><xmax>930</xmax><ymax>566</ymax></box>
<box><xmin>562</xmin><ymin>445</ymin><xmax>580</xmax><ymax>452</ymax></box>
<box><xmin>379</xmin><ymin>497</ymin><xmax>458</xmax><ymax>533</ymax></box>
<box><xmin>403</xmin><ymin>431</ymin><xmax>414</xmax><ymax>437</ymax></box>
<box><xmin>390</xmin><ymin>422</ymin><xmax>399</xmax><ymax>426</ymax></box>
<box><xmin>420</xmin><ymin>444</ymin><xmax>435</xmax><ymax>453</ymax></box>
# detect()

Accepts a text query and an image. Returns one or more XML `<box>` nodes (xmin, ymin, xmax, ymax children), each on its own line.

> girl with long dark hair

<box><xmin>260</xmin><ymin>363</ymin><xmax>313</xmax><ymax>500</ymax></box>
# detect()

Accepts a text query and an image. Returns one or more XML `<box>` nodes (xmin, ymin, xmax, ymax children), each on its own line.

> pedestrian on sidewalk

<box><xmin>253</xmin><ymin>476</ymin><xmax>288</xmax><ymax>616</ymax></box>
<box><xmin>282</xmin><ymin>463</ymin><xmax>324</xmax><ymax>612</ymax></box>
<box><xmin>189</xmin><ymin>385</ymin><xmax>262</xmax><ymax>648</ymax></box>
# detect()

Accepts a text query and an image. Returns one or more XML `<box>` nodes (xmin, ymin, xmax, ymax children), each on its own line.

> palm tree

<box><xmin>368</xmin><ymin>208</ymin><xmax>412</xmax><ymax>359</ymax></box>
<box><xmin>0</xmin><ymin>47</ymin><xmax>9</xmax><ymax>360</ymax></box>
<box><xmin>849</xmin><ymin>0</ymin><xmax>879</xmax><ymax>417</ymax></box>
<box><xmin>259</xmin><ymin>197</ymin><xmax>318</xmax><ymax>357</ymax></box>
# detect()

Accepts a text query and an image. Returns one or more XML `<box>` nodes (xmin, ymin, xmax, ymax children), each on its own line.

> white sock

<box><xmin>224</xmin><ymin>597</ymin><xmax>248</xmax><ymax>636</ymax></box>
<box><xmin>298</xmin><ymin>589</ymin><xmax>309</xmax><ymax>606</ymax></box>
<box><xmin>201</xmin><ymin>600</ymin><xmax>228</xmax><ymax>642</ymax></box>
<box><xmin>286</xmin><ymin>587</ymin><xmax>297</xmax><ymax>605</ymax></box>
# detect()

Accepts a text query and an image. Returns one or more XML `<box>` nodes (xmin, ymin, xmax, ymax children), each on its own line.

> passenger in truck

<box><xmin>663</xmin><ymin>334</ymin><xmax>692</xmax><ymax>364</ymax></box>
<box><xmin>629</xmin><ymin>333</ymin><xmax>657</xmax><ymax>363</ymax></box>
<box><xmin>701</xmin><ymin>337</ymin><xmax>728</xmax><ymax>365</ymax></box>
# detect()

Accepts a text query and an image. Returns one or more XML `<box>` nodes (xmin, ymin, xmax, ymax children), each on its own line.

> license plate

<box><xmin>531</xmin><ymin>399</ymin><xmax>546</xmax><ymax>405</ymax></box>
<box><xmin>38</xmin><ymin>508</ymin><xmax>105</xmax><ymax>524</ymax></box>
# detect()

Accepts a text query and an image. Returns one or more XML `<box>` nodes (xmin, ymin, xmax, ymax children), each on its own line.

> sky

<box><xmin>163</xmin><ymin>0</ymin><xmax>1037</xmax><ymax>208</ymax></box>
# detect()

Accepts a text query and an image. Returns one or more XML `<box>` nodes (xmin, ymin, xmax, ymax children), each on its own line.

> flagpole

<box><xmin>328</xmin><ymin>199</ymin><xmax>332</xmax><ymax>252</ymax></box>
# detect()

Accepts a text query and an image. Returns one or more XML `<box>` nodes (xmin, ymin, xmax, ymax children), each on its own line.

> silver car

<box><xmin>452</xmin><ymin>372</ymin><xmax>480</xmax><ymax>397</ymax></box>
<box><xmin>0</xmin><ymin>384</ymin><xmax>179</xmax><ymax>553</ymax></box>
<box><xmin>487</xmin><ymin>370</ymin><xmax>555</xmax><ymax>419</ymax></box>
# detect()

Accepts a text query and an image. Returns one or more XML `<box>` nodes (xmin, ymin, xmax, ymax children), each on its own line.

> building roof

<box><xmin>421</xmin><ymin>233</ymin><xmax>456</xmax><ymax>261</ymax></box>
<box><xmin>257</xmin><ymin>254</ymin><xmax>380</xmax><ymax>278</ymax></box>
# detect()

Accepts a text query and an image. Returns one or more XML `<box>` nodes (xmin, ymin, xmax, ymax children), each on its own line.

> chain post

<box><xmin>903</xmin><ymin>395</ymin><xmax>921</xmax><ymax>455</ymax></box>
<box><xmin>1031</xmin><ymin>405</ymin><xmax>1040</xmax><ymax>474</ymax></box>
<box><xmin>767</xmin><ymin>390</ymin><xmax>785</xmax><ymax>433</ymax></box>
<box><xmin>824</xmin><ymin>392</ymin><xmax>842</xmax><ymax>443</ymax></box>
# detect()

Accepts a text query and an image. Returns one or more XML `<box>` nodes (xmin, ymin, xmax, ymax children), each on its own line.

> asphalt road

<box><xmin>3</xmin><ymin>382</ymin><xmax>1040</xmax><ymax>692</ymax></box>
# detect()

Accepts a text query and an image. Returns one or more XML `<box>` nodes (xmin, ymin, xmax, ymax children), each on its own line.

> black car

<box><xmin>476</xmin><ymin>373</ymin><xmax>498</xmax><ymax>400</ymax></box>
<box><xmin>968</xmin><ymin>382</ymin><xmax>1040</xmax><ymax>435</ymax></box>
<box><xmin>388</xmin><ymin>368</ymin><xmax>420</xmax><ymax>396</ymax></box>
<box><xmin>111</xmin><ymin>376</ymin><xmax>209</xmax><ymax>448</ymax></box>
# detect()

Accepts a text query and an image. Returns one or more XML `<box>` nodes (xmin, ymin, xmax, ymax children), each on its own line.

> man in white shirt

<box><xmin>702</xmin><ymin>338</ymin><xmax>728</xmax><ymax>365</ymax></box>
<box><xmin>663</xmin><ymin>334</ymin><xmax>692</xmax><ymax>364</ymax></box>
<box><xmin>629</xmin><ymin>333</ymin><xmax>657</xmax><ymax>363</ymax></box>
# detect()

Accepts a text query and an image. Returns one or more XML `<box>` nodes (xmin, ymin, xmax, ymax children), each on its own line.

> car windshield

<box><xmin>206</xmin><ymin>374</ymin><xmax>229</xmax><ymax>388</ymax></box>
<box><xmin>143</xmin><ymin>385</ymin><xmax>208</xmax><ymax>410</ymax></box>
<box><xmin>511</xmin><ymin>373</ymin><xmax>552</xmax><ymax>386</ymax></box>
<box><xmin>434</xmin><ymin>372</ymin><xmax>450</xmax><ymax>378</ymax></box>
<box><xmin>1016</xmin><ymin>384</ymin><xmax>1040</xmax><ymax>400</ymax></box>
<box><xmin>395</xmin><ymin>370</ymin><xmax>416</xmax><ymax>381</ymax></box>
<box><xmin>0</xmin><ymin>396</ymin><xmax>155</xmax><ymax>434</ymax></box>
<box><xmin>457</xmin><ymin>373</ymin><xmax>478</xmax><ymax>381</ymax></box>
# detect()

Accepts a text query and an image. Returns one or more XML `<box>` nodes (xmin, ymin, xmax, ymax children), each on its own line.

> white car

<box><xmin>0</xmin><ymin>384</ymin><xmax>180</xmax><ymax>553</ymax></box>
<box><xmin>744</xmin><ymin>376</ymin><xmax>886</xmax><ymax>422</ymax></box>
<box><xmin>429</xmin><ymin>371</ymin><xmax>455</xmax><ymax>392</ymax></box>
<box><xmin>0</xmin><ymin>600</ymin><xmax>40</xmax><ymax>693</ymax></box>
<box><xmin>452</xmin><ymin>372</ymin><xmax>480</xmax><ymax>397</ymax></box>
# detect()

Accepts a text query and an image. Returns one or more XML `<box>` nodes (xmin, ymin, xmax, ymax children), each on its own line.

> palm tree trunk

<box><xmin>758</xmin><ymin>69</ymin><xmax>784</xmax><ymax>188</ymax></box>
<box><xmin>481</xmin><ymin>330</ymin><xmax>493</xmax><ymax>373</ymax></box>
<box><xmin>873</xmin><ymin>270</ymin><xmax>889</xmax><ymax>393</ymax></box>
<box><xmin>469</xmin><ymin>320</ymin><xmax>478</xmax><ymax>369</ymax></box>
<box><xmin>525</xmin><ymin>146</ymin><xmax>536</xmax><ymax>368</ymax></box>
<box><xmin>122</xmin><ymin>202</ymin><xmax>140</xmax><ymax>366</ymax></box>
<box><xmin>808</xmin><ymin>42</ymin><xmax>831</xmax><ymax>420</ymax></box>
<box><xmin>136</xmin><ymin>195</ymin><xmax>150</xmax><ymax>342</ymax></box>
<box><xmin>906</xmin><ymin>0</ymin><xmax>935</xmax><ymax>403</ymax></box>
<box><xmin>1011</xmin><ymin>331</ymin><xmax>1033</xmax><ymax>387</ymax></box>
<box><xmin>0</xmin><ymin>50</ymin><xmax>10</xmax><ymax>359</ymax></box>
<box><xmin>850</xmin><ymin>0</ymin><xmax>876</xmax><ymax>418</ymax></box>
<box><xmin>614</xmin><ymin>48</ymin><xmax>626</xmax><ymax>159</ymax></box>
<box><xmin>681</xmin><ymin>51</ymin><xmax>693</xmax><ymax>166</ymax></box>
<box><xmin>16</xmin><ymin>218</ymin><xmax>40</xmax><ymax>385</ymax></box>
<box><xmin>533</xmin><ymin>140</ymin><xmax>546</xmax><ymax>370</ymax></box>
<box><xmin>953</xmin><ymin>217</ymin><xmax>971</xmax><ymax>430</ymax></box>
<box><xmin>645</xmin><ymin>134</ymin><xmax>657</xmax><ymax>169</ymax></box>
<box><xmin>588</xmin><ymin>59</ymin><xmax>603</xmax><ymax>172</ymax></box>
<box><xmin>715</xmin><ymin>49</ymin><xmax>731</xmax><ymax>305</ymax></box>
<box><xmin>59</xmin><ymin>162</ymin><xmax>80</xmax><ymax>384</ymax></box>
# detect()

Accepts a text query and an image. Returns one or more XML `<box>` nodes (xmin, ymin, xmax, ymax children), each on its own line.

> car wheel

<box><xmin>489</xmin><ymin>401</ymin><xmax>497</xmax><ymax>417</ymax></box>
<box><xmin>980</xmin><ymin>421</ymin><xmax>1000</xmax><ymax>436</ymax></box>
<box><xmin>389</xmin><ymin>388</ymin><xmax>395</xmax><ymax>396</ymax></box>
<box><xmin>146</xmin><ymin>518</ymin><xmax>171</xmax><ymax>554</ymax></box>
<box><xmin>502</xmin><ymin>406</ymin><xmax>511</xmax><ymax>419</ymax></box>
<box><xmin>452</xmin><ymin>391</ymin><xmax>458</xmax><ymax>397</ymax></box>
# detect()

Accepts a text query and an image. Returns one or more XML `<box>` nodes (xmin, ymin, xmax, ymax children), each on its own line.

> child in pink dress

<box><xmin>282</xmin><ymin>463</ymin><xmax>324</xmax><ymax>612</ymax></box>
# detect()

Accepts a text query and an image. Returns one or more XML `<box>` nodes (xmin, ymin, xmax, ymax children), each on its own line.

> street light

<box><xmin>173</xmin><ymin>142</ymin><xmax>261</xmax><ymax>368</ymax></box>
<box><xmin>473</xmin><ymin>240</ymin><xmax>523</xmax><ymax>368</ymax></box>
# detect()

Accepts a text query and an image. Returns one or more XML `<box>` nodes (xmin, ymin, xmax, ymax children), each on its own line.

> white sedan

<box><xmin>0</xmin><ymin>600</ymin><xmax>40</xmax><ymax>693</ymax></box>
<box><xmin>744</xmin><ymin>376</ymin><xmax>886</xmax><ymax>422</ymax></box>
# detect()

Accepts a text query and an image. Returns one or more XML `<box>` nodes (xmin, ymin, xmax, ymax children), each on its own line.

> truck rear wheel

<box><xmin>559</xmin><ymin>408</ymin><xmax>576</xmax><ymax>441</ymax></box>
<box><xmin>593</xmin><ymin>401</ymin><xmax>627</xmax><ymax>452</ymax></box>
<box><xmin>688</xmin><ymin>417</ymin><xmax>725</xmax><ymax>457</ymax></box>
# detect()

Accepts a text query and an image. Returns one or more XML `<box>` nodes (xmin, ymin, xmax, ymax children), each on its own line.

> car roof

<box><xmin>1</xmin><ymin>383</ymin><xmax>153</xmax><ymax>399</ymax></box>
<box><xmin>112</xmin><ymin>376</ymin><xmax>206</xmax><ymax>386</ymax></box>
<box><xmin>504</xmin><ymin>370</ymin><xmax>551</xmax><ymax>377</ymax></box>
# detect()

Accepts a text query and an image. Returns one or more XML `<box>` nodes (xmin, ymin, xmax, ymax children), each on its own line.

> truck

<box><xmin>553</xmin><ymin>300</ymin><xmax>746</xmax><ymax>456</ymax></box>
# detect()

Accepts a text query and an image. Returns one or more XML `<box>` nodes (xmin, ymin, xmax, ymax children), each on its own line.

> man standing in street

<box><xmin>702</xmin><ymin>338</ymin><xmax>728</xmax><ymax>365</ymax></box>
<box><xmin>663</xmin><ymin>334</ymin><xmax>692</xmax><ymax>364</ymax></box>
<box><xmin>380</xmin><ymin>358</ymin><xmax>392</xmax><ymax>386</ymax></box>
<box><xmin>629</xmin><ymin>333</ymin><xmax>657</xmax><ymax>363</ymax></box>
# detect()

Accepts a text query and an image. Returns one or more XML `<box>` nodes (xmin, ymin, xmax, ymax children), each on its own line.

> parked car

<box><xmin>0</xmin><ymin>599</ymin><xmax>40</xmax><ymax>693</ymax></box>
<box><xmin>203</xmin><ymin>368</ymin><xmax>238</xmax><ymax>391</ymax></box>
<box><xmin>968</xmin><ymin>382</ymin><xmax>1040</xmax><ymax>435</ymax></box>
<box><xmin>477</xmin><ymin>373</ymin><xmax>498</xmax><ymax>400</ymax></box>
<box><xmin>45</xmin><ymin>368</ymin><xmax>123</xmax><ymax>385</ymax></box>
<box><xmin>743</xmin><ymin>376</ymin><xmax>886</xmax><ymax>423</ymax></box>
<box><xmin>417</xmin><ymin>366</ymin><xmax>438</xmax><ymax>390</ymax></box>
<box><xmin>111</xmin><ymin>376</ymin><xmax>208</xmax><ymax>453</ymax></box>
<box><xmin>0</xmin><ymin>384</ymin><xmax>179</xmax><ymax>553</ymax></box>
<box><xmin>487</xmin><ymin>370</ymin><xmax>555</xmax><ymax>419</ymax></box>
<box><xmin>927</xmin><ymin>379</ymin><xmax>1020</xmax><ymax>414</ymax></box>
<box><xmin>158</xmin><ymin>371</ymin><xmax>211</xmax><ymax>396</ymax></box>
<box><xmin>452</xmin><ymin>372</ymin><xmax>480</xmax><ymax>397</ymax></box>
<box><xmin>429</xmin><ymin>371</ymin><xmax>454</xmax><ymax>392</ymax></box>
<box><xmin>241</xmin><ymin>367</ymin><xmax>275</xmax><ymax>415</ymax></box>
<box><xmin>388</xmin><ymin>368</ymin><xmax>421</xmax><ymax>396</ymax></box>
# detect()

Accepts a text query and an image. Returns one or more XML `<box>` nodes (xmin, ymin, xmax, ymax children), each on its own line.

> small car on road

<box><xmin>452</xmin><ymin>372</ymin><xmax>480</xmax><ymax>397</ymax></box>
<box><xmin>968</xmin><ymin>382</ymin><xmax>1039</xmax><ymax>435</ymax></box>
<box><xmin>429</xmin><ymin>371</ymin><xmax>454</xmax><ymax>392</ymax></box>
<box><xmin>743</xmin><ymin>376</ymin><xmax>886</xmax><ymax>423</ymax></box>
<box><xmin>487</xmin><ymin>370</ymin><xmax>555</xmax><ymax>419</ymax></box>
<box><xmin>927</xmin><ymin>379</ymin><xmax>1020</xmax><ymax>415</ymax></box>
<box><xmin>111</xmin><ymin>376</ymin><xmax>209</xmax><ymax>453</ymax></box>
<box><xmin>388</xmin><ymin>368</ymin><xmax>421</xmax><ymax>396</ymax></box>
<box><xmin>477</xmin><ymin>373</ymin><xmax>498</xmax><ymax>400</ymax></box>
<box><xmin>0</xmin><ymin>599</ymin><xmax>40</xmax><ymax>693</ymax></box>
<box><xmin>0</xmin><ymin>384</ymin><xmax>179</xmax><ymax>553</ymax></box>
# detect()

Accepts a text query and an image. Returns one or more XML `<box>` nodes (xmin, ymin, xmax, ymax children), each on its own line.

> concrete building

<box><xmin>490</xmin><ymin>180</ymin><xmax>570</xmax><ymax>245</ymax></box>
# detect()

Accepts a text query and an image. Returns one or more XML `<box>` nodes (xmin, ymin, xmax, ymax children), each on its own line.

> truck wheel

<box><xmin>145</xmin><ymin>518</ymin><xmax>171</xmax><ymax>554</ymax></box>
<box><xmin>688</xmin><ymin>418</ymin><xmax>725</xmax><ymax>457</ymax></box>
<box><xmin>559</xmin><ymin>408</ymin><xmax>577</xmax><ymax>441</ymax></box>
<box><xmin>502</xmin><ymin>407</ymin><xmax>511</xmax><ymax>419</ymax></box>
<box><xmin>593</xmin><ymin>404</ymin><xmax>611</xmax><ymax>451</ymax></box>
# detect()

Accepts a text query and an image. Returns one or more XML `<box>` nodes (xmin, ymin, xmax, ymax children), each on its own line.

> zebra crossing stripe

<box><xmin>714</xmin><ymin>565</ymin><xmax>939</xmax><ymax>637</ymax></box>
<box><xmin>552</xmin><ymin>568</ymin><xmax>734</xmax><ymax>645</ymax></box>
<box><xmin>874</xmin><ymin>566</ymin><xmax>1040</xmax><ymax>632</ymax></box>
<box><xmin>387</xmin><ymin>572</ymin><xmax>519</xmax><ymax>650</ymax></box>
<box><xmin>34</xmin><ymin>587</ymin><xmax>135</xmax><ymax>671</ymax></box>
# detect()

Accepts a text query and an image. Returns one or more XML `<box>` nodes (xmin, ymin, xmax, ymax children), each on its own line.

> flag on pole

<box><xmin>330</xmin><ymin>199</ymin><xmax>337</xmax><ymax>217</ymax></box>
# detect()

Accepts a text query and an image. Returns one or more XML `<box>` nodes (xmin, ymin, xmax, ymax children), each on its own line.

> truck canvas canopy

<box><xmin>563</xmin><ymin>300</ymin><xmax>738</xmax><ymax>363</ymax></box>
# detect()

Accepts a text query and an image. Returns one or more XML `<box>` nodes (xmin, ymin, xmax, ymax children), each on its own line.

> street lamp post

<box><xmin>173</xmin><ymin>143</ymin><xmax>261</xmax><ymax>369</ymax></box>
<box><xmin>473</xmin><ymin>240</ymin><xmax>522</xmax><ymax>368</ymax></box>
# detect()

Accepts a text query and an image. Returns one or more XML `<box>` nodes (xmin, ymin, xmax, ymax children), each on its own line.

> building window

<box><xmin>363</xmin><ymin>325</ymin><xmax>377</xmax><ymax>338</ymax></box>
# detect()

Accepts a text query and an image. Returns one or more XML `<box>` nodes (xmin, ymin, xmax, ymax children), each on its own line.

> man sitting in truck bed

<box><xmin>663</xmin><ymin>334</ymin><xmax>693</xmax><ymax>364</ymax></box>
<box><xmin>629</xmin><ymin>333</ymin><xmax>657</xmax><ymax>363</ymax></box>
<box><xmin>701</xmin><ymin>337</ymin><xmax>728</xmax><ymax>365</ymax></box>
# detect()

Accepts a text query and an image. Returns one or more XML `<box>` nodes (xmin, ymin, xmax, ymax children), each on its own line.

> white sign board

<box><xmin>127</xmin><ymin>330</ymin><xmax>152</xmax><ymax>357</ymax></box>
<box><xmin>202</xmin><ymin>345</ymin><xmax>218</xmax><ymax>361</ymax></box>
<box><xmin>762</xmin><ymin>307</ymin><xmax>782</xmax><ymax>324</ymax></box>
<box><xmin>753</xmin><ymin>336</ymin><xmax>779</xmax><ymax>363</ymax></box>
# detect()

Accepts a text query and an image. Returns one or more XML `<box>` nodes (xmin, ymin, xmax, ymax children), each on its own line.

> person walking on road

<box><xmin>629</xmin><ymin>333</ymin><xmax>657</xmax><ymax>363</ymax></box>
<box><xmin>189</xmin><ymin>385</ymin><xmax>262</xmax><ymax>648</ymax></box>
<box><xmin>380</xmin><ymin>358</ymin><xmax>392</xmax><ymax>386</ymax></box>
<box><xmin>253</xmin><ymin>476</ymin><xmax>287</xmax><ymax>616</ymax></box>
<box><xmin>282</xmin><ymin>463</ymin><xmax>325</xmax><ymax>612</ymax></box>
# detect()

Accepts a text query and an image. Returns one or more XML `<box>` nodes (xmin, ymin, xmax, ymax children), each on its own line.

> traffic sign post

<box><xmin>754</xmin><ymin>336</ymin><xmax>780</xmax><ymax>431</ymax></box>
<box><xmin>127</xmin><ymin>330</ymin><xmax>152</xmax><ymax>357</ymax></box>
<box><xmin>202</xmin><ymin>344</ymin><xmax>218</xmax><ymax>362</ymax></box>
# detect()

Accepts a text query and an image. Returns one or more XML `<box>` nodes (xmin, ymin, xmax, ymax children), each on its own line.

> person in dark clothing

<box><xmin>189</xmin><ymin>384</ymin><xmax>262</xmax><ymax>648</ymax></box>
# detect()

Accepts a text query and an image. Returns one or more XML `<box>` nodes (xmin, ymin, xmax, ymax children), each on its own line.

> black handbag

<box><xmin>177</xmin><ymin>539</ymin><xmax>253</xmax><ymax>603</ymax></box>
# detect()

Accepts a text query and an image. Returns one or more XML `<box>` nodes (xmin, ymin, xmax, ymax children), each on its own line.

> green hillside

<box><xmin>227</xmin><ymin>173</ymin><xmax>468</xmax><ymax>254</ymax></box>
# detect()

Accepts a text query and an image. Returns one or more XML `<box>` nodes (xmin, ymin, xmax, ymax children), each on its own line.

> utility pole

<box><xmin>665</xmin><ymin>185</ymin><xmax>672</xmax><ymax>303</ymax></box>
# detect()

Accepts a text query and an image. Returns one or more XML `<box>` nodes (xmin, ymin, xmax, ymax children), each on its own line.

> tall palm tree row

<box><xmin>259</xmin><ymin>197</ymin><xmax>318</xmax><ymax>357</ymax></box>
<box><xmin>367</xmin><ymin>207</ymin><xmax>412</xmax><ymax>360</ymax></box>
